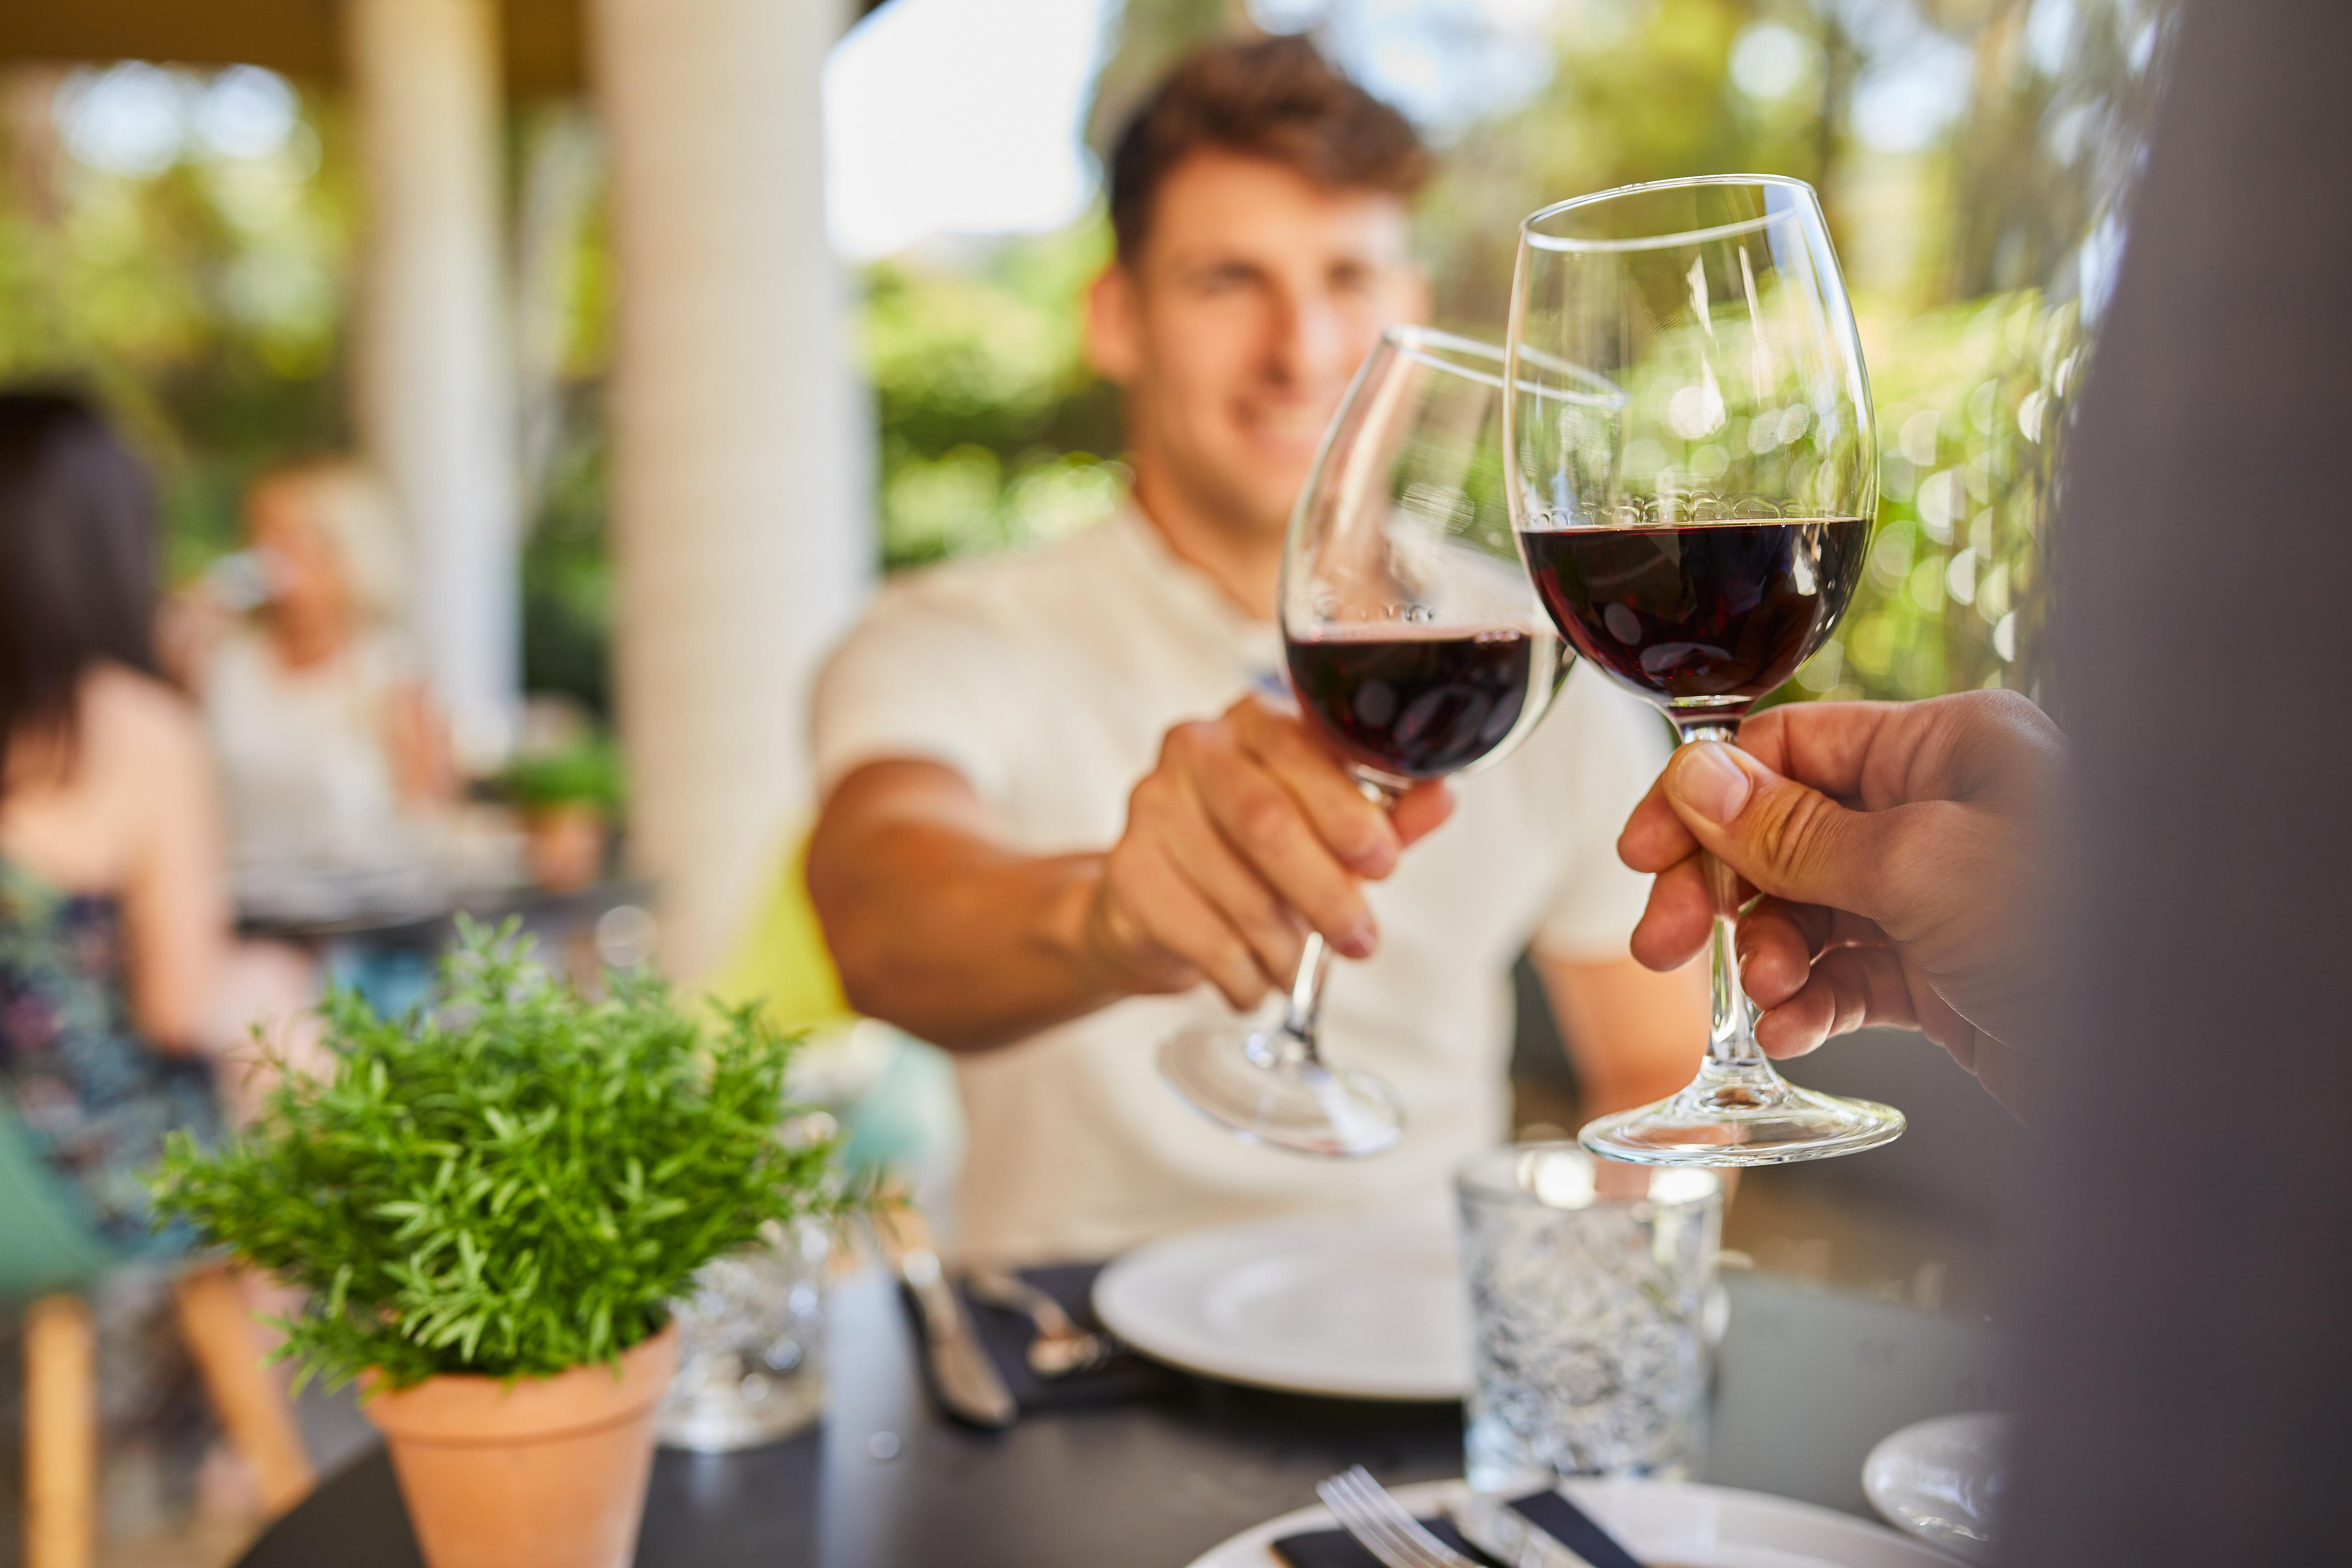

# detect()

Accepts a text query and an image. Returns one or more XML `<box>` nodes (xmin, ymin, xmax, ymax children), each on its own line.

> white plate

<box><xmin>1183</xmin><ymin>1478</ymin><xmax>1970</xmax><ymax>1568</ymax></box>
<box><xmin>1092</xmin><ymin>1210</ymin><xmax>1468</xmax><ymax>1400</ymax></box>
<box><xmin>1861</xmin><ymin>1412</ymin><xmax>2010</xmax><ymax>1563</ymax></box>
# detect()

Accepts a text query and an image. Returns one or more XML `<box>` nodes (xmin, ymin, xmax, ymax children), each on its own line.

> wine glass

<box><xmin>1158</xmin><ymin>326</ymin><xmax>1585</xmax><ymax>1158</ymax></box>
<box><xmin>1505</xmin><ymin>175</ymin><xmax>1905</xmax><ymax>1166</ymax></box>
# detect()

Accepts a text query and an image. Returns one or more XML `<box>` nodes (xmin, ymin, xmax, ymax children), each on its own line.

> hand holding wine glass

<box><xmin>1158</xmin><ymin>327</ymin><xmax>1575</xmax><ymax>1157</ymax></box>
<box><xmin>1617</xmin><ymin>691</ymin><xmax>2063</xmax><ymax>1118</ymax></box>
<box><xmin>1077</xmin><ymin>691</ymin><xmax>1455</xmax><ymax>1012</ymax></box>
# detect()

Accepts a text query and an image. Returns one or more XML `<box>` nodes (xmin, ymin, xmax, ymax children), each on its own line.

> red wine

<box><xmin>1285</xmin><ymin>626</ymin><xmax>1543</xmax><ymax>780</ymax></box>
<box><xmin>1518</xmin><ymin>518</ymin><xmax>1867</xmax><ymax>718</ymax></box>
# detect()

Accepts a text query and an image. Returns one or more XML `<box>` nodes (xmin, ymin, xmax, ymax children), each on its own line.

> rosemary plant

<box><xmin>497</xmin><ymin>738</ymin><xmax>626</xmax><ymax>816</ymax></box>
<box><xmin>151</xmin><ymin>922</ymin><xmax>842</xmax><ymax>1390</ymax></box>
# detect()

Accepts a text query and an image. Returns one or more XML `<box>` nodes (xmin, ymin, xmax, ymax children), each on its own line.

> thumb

<box><xmin>1661</xmin><ymin>740</ymin><xmax>1902</xmax><ymax>924</ymax></box>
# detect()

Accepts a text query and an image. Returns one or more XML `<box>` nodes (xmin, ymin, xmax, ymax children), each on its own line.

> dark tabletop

<box><xmin>237</xmin><ymin>1267</ymin><xmax>2003</xmax><ymax>1568</ymax></box>
<box><xmin>235</xmin><ymin>879</ymin><xmax>652</xmax><ymax>948</ymax></box>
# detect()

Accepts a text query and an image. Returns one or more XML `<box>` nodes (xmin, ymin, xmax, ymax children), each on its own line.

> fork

<box><xmin>964</xmin><ymin>1268</ymin><xmax>1117</xmax><ymax>1377</ymax></box>
<box><xmin>1315</xmin><ymin>1466</ymin><xmax>1480</xmax><ymax>1568</ymax></box>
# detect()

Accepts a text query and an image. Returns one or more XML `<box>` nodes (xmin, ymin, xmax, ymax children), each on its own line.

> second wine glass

<box><xmin>1506</xmin><ymin>175</ymin><xmax>1906</xmax><ymax>1166</ymax></box>
<box><xmin>1158</xmin><ymin>326</ymin><xmax>1574</xmax><ymax>1158</ymax></box>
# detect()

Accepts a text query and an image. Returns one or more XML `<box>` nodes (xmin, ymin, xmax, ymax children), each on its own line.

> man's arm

<box><xmin>1533</xmin><ymin>950</ymin><xmax>1709</xmax><ymax>1121</ymax></box>
<box><xmin>806</xmin><ymin>693</ymin><xmax>1452</xmax><ymax>1054</ymax></box>
<box><xmin>805</xmin><ymin>759</ymin><xmax>1117</xmax><ymax>1051</ymax></box>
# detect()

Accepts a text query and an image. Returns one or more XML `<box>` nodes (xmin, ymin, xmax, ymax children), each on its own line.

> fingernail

<box><xmin>1673</xmin><ymin>742</ymin><xmax>1751</xmax><ymax>825</ymax></box>
<box><xmin>1340</xmin><ymin>914</ymin><xmax>1378</xmax><ymax>957</ymax></box>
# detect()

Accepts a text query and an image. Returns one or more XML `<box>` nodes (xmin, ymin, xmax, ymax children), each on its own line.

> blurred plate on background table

<box><xmin>1862</xmin><ymin>1412</ymin><xmax>2009</xmax><ymax>1563</ymax></box>
<box><xmin>1092</xmin><ymin>1210</ymin><xmax>1466</xmax><ymax>1400</ymax></box>
<box><xmin>1185</xmin><ymin>1477</ymin><xmax>1970</xmax><ymax>1568</ymax></box>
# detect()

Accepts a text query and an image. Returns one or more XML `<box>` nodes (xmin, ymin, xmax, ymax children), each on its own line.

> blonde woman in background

<box><xmin>191</xmin><ymin>460</ymin><xmax>459</xmax><ymax>919</ymax></box>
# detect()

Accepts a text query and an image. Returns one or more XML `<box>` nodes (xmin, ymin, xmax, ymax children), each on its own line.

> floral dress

<box><xmin>0</xmin><ymin>857</ymin><xmax>218</xmax><ymax>1250</ymax></box>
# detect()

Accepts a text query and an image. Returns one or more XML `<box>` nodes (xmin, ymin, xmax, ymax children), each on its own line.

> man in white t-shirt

<box><xmin>808</xmin><ymin>37</ymin><xmax>1705</xmax><ymax>1264</ymax></box>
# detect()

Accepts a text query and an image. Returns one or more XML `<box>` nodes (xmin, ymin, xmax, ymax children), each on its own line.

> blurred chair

<box><xmin>698</xmin><ymin>829</ymin><xmax>855</xmax><ymax>1040</ymax></box>
<box><xmin>699</xmin><ymin>831</ymin><xmax>965</xmax><ymax>1221</ymax></box>
<box><xmin>2</xmin><ymin>1106</ymin><xmax>314</xmax><ymax>1568</ymax></box>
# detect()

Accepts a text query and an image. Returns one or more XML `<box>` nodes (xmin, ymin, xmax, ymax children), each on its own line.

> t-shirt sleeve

<box><xmin>809</xmin><ymin>586</ymin><xmax>1024</xmax><ymax>803</ymax></box>
<box><xmin>1529</xmin><ymin>670</ymin><xmax>1676</xmax><ymax>962</ymax></box>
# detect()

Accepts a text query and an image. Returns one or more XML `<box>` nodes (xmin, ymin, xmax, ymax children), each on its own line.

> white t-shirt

<box><xmin>812</xmin><ymin>505</ymin><xmax>1670</xmax><ymax>1264</ymax></box>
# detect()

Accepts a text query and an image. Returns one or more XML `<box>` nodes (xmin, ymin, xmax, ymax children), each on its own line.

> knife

<box><xmin>877</xmin><ymin>1204</ymin><xmax>1018</xmax><ymax>1429</ymax></box>
<box><xmin>1449</xmin><ymin>1489</ymin><xmax>1651</xmax><ymax>1568</ymax></box>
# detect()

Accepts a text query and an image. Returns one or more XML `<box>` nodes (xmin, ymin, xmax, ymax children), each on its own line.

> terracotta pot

<box><xmin>362</xmin><ymin>1325</ymin><xmax>677</xmax><ymax>1568</ymax></box>
<box><xmin>522</xmin><ymin>803</ymin><xmax>609</xmax><ymax>894</ymax></box>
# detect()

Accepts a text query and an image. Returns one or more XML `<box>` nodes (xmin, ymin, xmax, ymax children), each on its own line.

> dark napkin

<box><xmin>1272</xmin><ymin>1516</ymin><xmax>1503</xmax><ymax>1568</ymax></box>
<box><xmin>962</xmin><ymin>1262</ymin><xmax>1178</xmax><ymax>1409</ymax></box>
<box><xmin>1508</xmin><ymin>1490</ymin><xmax>1647</xmax><ymax>1568</ymax></box>
<box><xmin>900</xmin><ymin>1262</ymin><xmax>1177</xmax><ymax>1418</ymax></box>
<box><xmin>1272</xmin><ymin>1490</ymin><xmax>1645</xmax><ymax>1568</ymax></box>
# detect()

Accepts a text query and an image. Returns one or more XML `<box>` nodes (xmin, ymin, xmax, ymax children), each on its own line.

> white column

<box><xmin>346</xmin><ymin>0</ymin><xmax>520</xmax><ymax>768</ymax></box>
<box><xmin>592</xmin><ymin>0</ymin><xmax>873</xmax><ymax>978</ymax></box>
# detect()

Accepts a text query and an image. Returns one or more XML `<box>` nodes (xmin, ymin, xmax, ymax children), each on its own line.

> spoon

<box><xmin>965</xmin><ymin>1269</ymin><xmax>1118</xmax><ymax>1378</ymax></box>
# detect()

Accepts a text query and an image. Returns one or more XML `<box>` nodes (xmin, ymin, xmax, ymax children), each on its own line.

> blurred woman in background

<box><xmin>192</xmin><ymin>459</ymin><xmax>458</xmax><ymax>919</ymax></box>
<box><xmin>0</xmin><ymin>390</ymin><xmax>228</xmax><ymax>1245</ymax></box>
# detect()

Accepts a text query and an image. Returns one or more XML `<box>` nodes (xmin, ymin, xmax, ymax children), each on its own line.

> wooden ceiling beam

<box><xmin>0</xmin><ymin>0</ymin><xmax>581</xmax><ymax>96</ymax></box>
<box><xmin>0</xmin><ymin>0</ymin><xmax>895</xmax><ymax>94</ymax></box>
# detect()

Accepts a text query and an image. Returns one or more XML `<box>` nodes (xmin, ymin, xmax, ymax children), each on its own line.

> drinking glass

<box><xmin>1158</xmin><ymin>327</ymin><xmax>1581</xmax><ymax>1157</ymax></box>
<box><xmin>1457</xmin><ymin>1143</ymin><xmax>1722</xmax><ymax>1490</ymax></box>
<box><xmin>1505</xmin><ymin>175</ymin><xmax>1905</xmax><ymax>1165</ymax></box>
<box><xmin>654</xmin><ymin>1218</ymin><xmax>829</xmax><ymax>1452</ymax></box>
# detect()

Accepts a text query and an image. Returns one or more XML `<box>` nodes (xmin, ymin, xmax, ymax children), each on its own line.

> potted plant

<box><xmin>151</xmin><ymin>924</ymin><xmax>841</xmax><ymax>1568</ymax></box>
<box><xmin>498</xmin><ymin>738</ymin><xmax>626</xmax><ymax>893</ymax></box>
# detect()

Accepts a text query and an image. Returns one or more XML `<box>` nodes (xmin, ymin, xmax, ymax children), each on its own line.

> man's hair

<box><xmin>1107</xmin><ymin>35</ymin><xmax>1433</xmax><ymax>260</ymax></box>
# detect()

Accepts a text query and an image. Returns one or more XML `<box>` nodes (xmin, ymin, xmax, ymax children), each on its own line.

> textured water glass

<box><xmin>655</xmin><ymin>1218</ymin><xmax>829</xmax><ymax>1452</ymax></box>
<box><xmin>1457</xmin><ymin>1144</ymin><xmax>1722</xmax><ymax>1490</ymax></box>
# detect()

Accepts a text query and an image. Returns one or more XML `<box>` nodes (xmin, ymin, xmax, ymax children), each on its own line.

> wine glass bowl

<box><xmin>1506</xmin><ymin>176</ymin><xmax>1905</xmax><ymax>1167</ymax></box>
<box><xmin>1516</xmin><ymin>517</ymin><xmax>1869</xmax><ymax>722</ymax></box>
<box><xmin>1281</xmin><ymin>329</ymin><xmax>1572</xmax><ymax>790</ymax></box>
<box><xmin>1158</xmin><ymin>327</ymin><xmax>1573</xmax><ymax>1158</ymax></box>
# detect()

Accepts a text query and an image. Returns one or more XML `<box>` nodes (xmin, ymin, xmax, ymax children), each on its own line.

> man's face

<box><xmin>1088</xmin><ymin>151</ymin><xmax>1426</xmax><ymax>540</ymax></box>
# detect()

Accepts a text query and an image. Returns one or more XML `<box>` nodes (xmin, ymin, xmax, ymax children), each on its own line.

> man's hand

<box><xmin>1080</xmin><ymin>691</ymin><xmax>1452</xmax><ymax>1009</ymax></box>
<box><xmin>1616</xmin><ymin>690</ymin><xmax>2062</xmax><ymax>1110</ymax></box>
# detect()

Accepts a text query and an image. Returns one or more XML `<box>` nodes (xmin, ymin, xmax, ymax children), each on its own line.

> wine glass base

<box><xmin>1157</xmin><ymin>1018</ymin><xmax>1404</xmax><ymax>1158</ymax></box>
<box><xmin>1578</xmin><ymin>1075</ymin><xmax>1905</xmax><ymax>1167</ymax></box>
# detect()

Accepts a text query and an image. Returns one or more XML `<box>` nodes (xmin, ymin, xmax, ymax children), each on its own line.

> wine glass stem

<box><xmin>1278</xmin><ymin>931</ymin><xmax>1335</xmax><ymax>1049</ymax></box>
<box><xmin>1678</xmin><ymin>722</ymin><xmax>1766</xmax><ymax>1072</ymax></box>
<box><xmin>1274</xmin><ymin>775</ymin><xmax>1400</xmax><ymax>1062</ymax></box>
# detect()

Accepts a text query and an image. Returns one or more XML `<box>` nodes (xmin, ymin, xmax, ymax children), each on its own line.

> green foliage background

<box><xmin>0</xmin><ymin>0</ymin><xmax>2171</xmax><ymax>716</ymax></box>
<box><xmin>0</xmin><ymin>78</ymin><xmax>355</xmax><ymax>581</ymax></box>
<box><xmin>498</xmin><ymin>734</ymin><xmax>626</xmax><ymax>814</ymax></box>
<box><xmin>150</xmin><ymin>927</ymin><xmax>840</xmax><ymax>1390</ymax></box>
